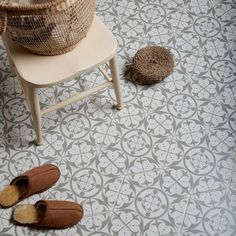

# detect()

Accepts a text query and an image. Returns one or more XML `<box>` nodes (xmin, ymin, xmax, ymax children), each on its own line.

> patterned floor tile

<box><xmin>0</xmin><ymin>0</ymin><xmax>236</xmax><ymax>235</ymax></box>
<box><xmin>182</xmin><ymin>189</ymin><xmax>236</xmax><ymax>236</ymax></box>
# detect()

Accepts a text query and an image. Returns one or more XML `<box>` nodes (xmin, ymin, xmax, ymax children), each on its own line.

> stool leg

<box><xmin>109</xmin><ymin>55</ymin><xmax>123</xmax><ymax>110</ymax></box>
<box><xmin>22</xmin><ymin>80</ymin><xmax>43</xmax><ymax>145</ymax></box>
<box><xmin>2</xmin><ymin>34</ymin><xmax>16</xmax><ymax>76</ymax></box>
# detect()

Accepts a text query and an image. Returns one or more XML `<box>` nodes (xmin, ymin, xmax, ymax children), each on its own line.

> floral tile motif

<box><xmin>0</xmin><ymin>0</ymin><xmax>236</xmax><ymax>235</ymax></box>
<box><xmin>182</xmin><ymin>189</ymin><xmax>236</xmax><ymax>236</ymax></box>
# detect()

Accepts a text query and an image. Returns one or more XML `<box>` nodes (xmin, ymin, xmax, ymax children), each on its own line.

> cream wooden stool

<box><xmin>2</xmin><ymin>16</ymin><xmax>123</xmax><ymax>145</ymax></box>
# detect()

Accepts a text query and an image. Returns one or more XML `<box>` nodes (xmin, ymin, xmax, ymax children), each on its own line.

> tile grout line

<box><xmin>226</xmin><ymin>151</ymin><xmax>236</xmax><ymax>190</ymax></box>
<box><xmin>179</xmin><ymin>194</ymin><xmax>191</xmax><ymax>234</ymax></box>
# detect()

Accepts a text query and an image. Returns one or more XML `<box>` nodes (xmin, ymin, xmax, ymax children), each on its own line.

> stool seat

<box><xmin>4</xmin><ymin>16</ymin><xmax>117</xmax><ymax>88</ymax></box>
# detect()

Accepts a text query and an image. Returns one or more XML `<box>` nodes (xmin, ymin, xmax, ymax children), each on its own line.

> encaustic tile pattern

<box><xmin>0</xmin><ymin>0</ymin><xmax>236</xmax><ymax>235</ymax></box>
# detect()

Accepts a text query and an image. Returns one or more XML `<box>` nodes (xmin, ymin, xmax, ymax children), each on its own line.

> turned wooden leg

<box><xmin>2</xmin><ymin>34</ymin><xmax>16</xmax><ymax>76</ymax></box>
<box><xmin>21</xmin><ymin>80</ymin><xmax>42</xmax><ymax>145</ymax></box>
<box><xmin>109</xmin><ymin>54</ymin><xmax>123</xmax><ymax>110</ymax></box>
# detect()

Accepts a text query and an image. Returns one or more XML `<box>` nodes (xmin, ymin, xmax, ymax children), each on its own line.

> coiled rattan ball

<box><xmin>131</xmin><ymin>46</ymin><xmax>174</xmax><ymax>85</ymax></box>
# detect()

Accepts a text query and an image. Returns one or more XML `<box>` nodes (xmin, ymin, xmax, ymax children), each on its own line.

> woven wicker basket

<box><xmin>131</xmin><ymin>46</ymin><xmax>174</xmax><ymax>85</ymax></box>
<box><xmin>0</xmin><ymin>0</ymin><xmax>96</xmax><ymax>55</ymax></box>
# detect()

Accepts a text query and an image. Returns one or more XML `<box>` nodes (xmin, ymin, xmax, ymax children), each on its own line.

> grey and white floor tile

<box><xmin>0</xmin><ymin>0</ymin><xmax>236</xmax><ymax>235</ymax></box>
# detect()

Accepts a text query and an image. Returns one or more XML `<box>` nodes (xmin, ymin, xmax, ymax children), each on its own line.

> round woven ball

<box><xmin>131</xmin><ymin>46</ymin><xmax>174</xmax><ymax>85</ymax></box>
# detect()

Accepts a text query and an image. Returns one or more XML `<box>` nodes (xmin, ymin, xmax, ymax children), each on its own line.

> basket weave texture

<box><xmin>0</xmin><ymin>0</ymin><xmax>96</xmax><ymax>55</ymax></box>
<box><xmin>131</xmin><ymin>46</ymin><xmax>174</xmax><ymax>85</ymax></box>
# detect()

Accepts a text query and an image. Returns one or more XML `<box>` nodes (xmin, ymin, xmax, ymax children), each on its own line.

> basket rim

<box><xmin>0</xmin><ymin>0</ymin><xmax>67</xmax><ymax>11</ymax></box>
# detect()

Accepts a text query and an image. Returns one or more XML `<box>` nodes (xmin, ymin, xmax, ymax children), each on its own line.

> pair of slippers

<box><xmin>0</xmin><ymin>164</ymin><xmax>83</xmax><ymax>229</ymax></box>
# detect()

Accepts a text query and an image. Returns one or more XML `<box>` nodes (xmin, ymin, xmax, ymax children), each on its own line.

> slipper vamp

<box><xmin>10</xmin><ymin>164</ymin><xmax>60</xmax><ymax>200</ymax></box>
<box><xmin>35</xmin><ymin>200</ymin><xmax>83</xmax><ymax>228</ymax></box>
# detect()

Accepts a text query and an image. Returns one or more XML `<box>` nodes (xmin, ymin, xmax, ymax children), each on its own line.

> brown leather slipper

<box><xmin>0</xmin><ymin>164</ymin><xmax>60</xmax><ymax>208</ymax></box>
<box><xmin>13</xmin><ymin>200</ymin><xmax>83</xmax><ymax>229</ymax></box>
